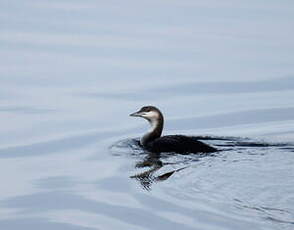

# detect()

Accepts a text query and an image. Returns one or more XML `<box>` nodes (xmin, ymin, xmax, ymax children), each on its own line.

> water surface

<box><xmin>0</xmin><ymin>0</ymin><xmax>294</xmax><ymax>229</ymax></box>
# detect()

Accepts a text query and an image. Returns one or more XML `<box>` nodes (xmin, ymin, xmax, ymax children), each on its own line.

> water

<box><xmin>1</xmin><ymin>0</ymin><xmax>294</xmax><ymax>229</ymax></box>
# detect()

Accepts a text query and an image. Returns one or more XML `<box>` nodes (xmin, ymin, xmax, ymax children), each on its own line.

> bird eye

<box><xmin>142</xmin><ymin>107</ymin><xmax>150</xmax><ymax>112</ymax></box>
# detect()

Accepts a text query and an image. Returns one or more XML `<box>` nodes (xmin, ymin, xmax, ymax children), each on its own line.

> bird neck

<box><xmin>140</xmin><ymin>116</ymin><xmax>164</xmax><ymax>147</ymax></box>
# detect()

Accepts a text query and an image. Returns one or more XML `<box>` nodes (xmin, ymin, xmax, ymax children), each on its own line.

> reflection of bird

<box><xmin>130</xmin><ymin>106</ymin><xmax>217</xmax><ymax>154</ymax></box>
<box><xmin>130</xmin><ymin>153</ymin><xmax>187</xmax><ymax>191</ymax></box>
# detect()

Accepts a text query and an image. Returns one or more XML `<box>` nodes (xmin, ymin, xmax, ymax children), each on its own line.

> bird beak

<box><xmin>130</xmin><ymin>111</ymin><xmax>142</xmax><ymax>117</ymax></box>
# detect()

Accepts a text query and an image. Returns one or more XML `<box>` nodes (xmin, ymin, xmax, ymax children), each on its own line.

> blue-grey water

<box><xmin>1</xmin><ymin>0</ymin><xmax>294</xmax><ymax>229</ymax></box>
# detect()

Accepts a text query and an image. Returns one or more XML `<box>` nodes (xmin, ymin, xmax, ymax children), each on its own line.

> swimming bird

<box><xmin>130</xmin><ymin>106</ymin><xmax>217</xmax><ymax>154</ymax></box>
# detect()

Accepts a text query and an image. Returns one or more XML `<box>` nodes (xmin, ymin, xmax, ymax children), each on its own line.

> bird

<box><xmin>130</xmin><ymin>106</ymin><xmax>217</xmax><ymax>154</ymax></box>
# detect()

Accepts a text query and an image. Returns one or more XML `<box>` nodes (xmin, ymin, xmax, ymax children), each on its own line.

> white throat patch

<box><xmin>143</xmin><ymin>111</ymin><xmax>159</xmax><ymax>120</ymax></box>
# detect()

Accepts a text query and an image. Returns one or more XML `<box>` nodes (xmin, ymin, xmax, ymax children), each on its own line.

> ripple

<box><xmin>110</xmin><ymin>135</ymin><xmax>294</xmax><ymax>195</ymax></box>
<box><xmin>82</xmin><ymin>76</ymin><xmax>294</xmax><ymax>100</ymax></box>
<box><xmin>0</xmin><ymin>191</ymin><xmax>202</xmax><ymax>230</ymax></box>
<box><xmin>169</xmin><ymin>107</ymin><xmax>294</xmax><ymax>130</ymax></box>
<box><xmin>234</xmin><ymin>199</ymin><xmax>294</xmax><ymax>227</ymax></box>
<box><xmin>0</xmin><ymin>129</ymin><xmax>129</xmax><ymax>158</ymax></box>
<box><xmin>0</xmin><ymin>106</ymin><xmax>56</xmax><ymax>114</ymax></box>
<box><xmin>0</xmin><ymin>218</ymin><xmax>96</xmax><ymax>230</ymax></box>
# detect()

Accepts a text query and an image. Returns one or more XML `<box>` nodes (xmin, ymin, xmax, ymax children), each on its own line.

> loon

<box><xmin>130</xmin><ymin>106</ymin><xmax>217</xmax><ymax>154</ymax></box>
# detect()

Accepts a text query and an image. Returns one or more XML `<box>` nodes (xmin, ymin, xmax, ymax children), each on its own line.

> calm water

<box><xmin>1</xmin><ymin>0</ymin><xmax>294</xmax><ymax>229</ymax></box>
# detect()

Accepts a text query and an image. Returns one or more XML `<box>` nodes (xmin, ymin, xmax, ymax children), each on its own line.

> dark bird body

<box><xmin>145</xmin><ymin>135</ymin><xmax>217</xmax><ymax>154</ymax></box>
<box><xmin>130</xmin><ymin>106</ymin><xmax>217</xmax><ymax>154</ymax></box>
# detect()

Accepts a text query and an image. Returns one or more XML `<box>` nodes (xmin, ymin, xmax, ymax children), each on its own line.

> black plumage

<box><xmin>144</xmin><ymin>135</ymin><xmax>217</xmax><ymax>154</ymax></box>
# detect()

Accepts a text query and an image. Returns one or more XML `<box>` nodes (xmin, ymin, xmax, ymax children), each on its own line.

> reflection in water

<box><xmin>110</xmin><ymin>136</ymin><xmax>291</xmax><ymax>192</ymax></box>
<box><xmin>130</xmin><ymin>152</ymin><xmax>187</xmax><ymax>191</ymax></box>
<box><xmin>110</xmin><ymin>139</ymin><xmax>194</xmax><ymax>190</ymax></box>
<box><xmin>111</xmin><ymin>137</ymin><xmax>294</xmax><ymax>191</ymax></box>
